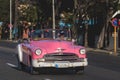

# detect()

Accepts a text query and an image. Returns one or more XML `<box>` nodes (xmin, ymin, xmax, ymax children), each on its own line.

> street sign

<box><xmin>111</xmin><ymin>18</ymin><xmax>118</xmax><ymax>55</ymax></box>
<box><xmin>111</xmin><ymin>18</ymin><xmax>120</xmax><ymax>27</ymax></box>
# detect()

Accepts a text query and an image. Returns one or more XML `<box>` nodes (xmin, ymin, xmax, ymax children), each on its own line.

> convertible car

<box><xmin>16</xmin><ymin>29</ymin><xmax>88</xmax><ymax>74</ymax></box>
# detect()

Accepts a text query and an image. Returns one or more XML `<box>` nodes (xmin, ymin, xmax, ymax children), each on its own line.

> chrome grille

<box><xmin>43</xmin><ymin>53</ymin><xmax>81</xmax><ymax>62</ymax></box>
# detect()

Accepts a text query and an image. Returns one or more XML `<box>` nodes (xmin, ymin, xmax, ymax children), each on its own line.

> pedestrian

<box><xmin>13</xmin><ymin>27</ymin><xmax>18</xmax><ymax>40</ymax></box>
<box><xmin>22</xmin><ymin>23</ymin><xmax>30</xmax><ymax>39</ymax></box>
<box><xmin>0</xmin><ymin>26</ymin><xmax>2</xmax><ymax>39</ymax></box>
<box><xmin>4</xmin><ymin>25</ymin><xmax>9</xmax><ymax>40</ymax></box>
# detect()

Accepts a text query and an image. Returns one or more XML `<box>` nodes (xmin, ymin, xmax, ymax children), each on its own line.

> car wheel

<box><xmin>28</xmin><ymin>57</ymin><xmax>40</xmax><ymax>75</ymax></box>
<box><xmin>29</xmin><ymin>58</ymin><xmax>34</xmax><ymax>74</ymax></box>
<box><xmin>29</xmin><ymin>58</ymin><xmax>38</xmax><ymax>75</ymax></box>
<box><xmin>29</xmin><ymin>65</ymin><xmax>34</xmax><ymax>74</ymax></box>
<box><xmin>16</xmin><ymin>54</ymin><xmax>24</xmax><ymax>70</ymax></box>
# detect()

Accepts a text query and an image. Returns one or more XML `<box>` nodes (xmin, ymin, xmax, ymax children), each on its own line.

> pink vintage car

<box><xmin>16</xmin><ymin>29</ymin><xmax>88</xmax><ymax>74</ymax></box>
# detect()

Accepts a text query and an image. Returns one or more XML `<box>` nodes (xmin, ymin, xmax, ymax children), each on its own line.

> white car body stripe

<box><xmin>17</xmin><ymin>44</ymin><xmax>23</xmax><ymax>62</ymax></box>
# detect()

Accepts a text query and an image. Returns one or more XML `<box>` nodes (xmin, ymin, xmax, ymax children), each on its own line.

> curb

<box><xmin>86</xmin><ymin>47</ymin><xmax>120</xmax><ymax>56</ymax></box>
<box><xmin>0</xmin><ymin>40</ymin><xmax>18</xmax><ymax>43</ymax></box>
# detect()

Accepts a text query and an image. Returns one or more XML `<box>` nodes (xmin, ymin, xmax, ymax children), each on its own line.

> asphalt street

<box><xmin>0</xmin><ymin>40</ymin><xmax>120</xmax><ymax>80</ymax></box>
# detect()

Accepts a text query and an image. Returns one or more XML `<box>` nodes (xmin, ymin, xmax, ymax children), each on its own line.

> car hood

<box><xmin>30</xmin><ymin>40</ymin><xmax>82</xmax><ymax>53</ymax></box>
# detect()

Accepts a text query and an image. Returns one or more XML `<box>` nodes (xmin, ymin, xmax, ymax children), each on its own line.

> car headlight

<box><xmin>80</xmin><ymin>49</ymin><xmax>86</xmax><ymax>54</ymax></box>
<box><xmin>35</xmin><ymin>49</ymin><xmax>42</xmax><ymax>55</ymax></box>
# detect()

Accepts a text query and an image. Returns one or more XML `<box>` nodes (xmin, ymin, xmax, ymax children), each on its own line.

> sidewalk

<box><xmin>86</xmin><ymin>47</ymin><xmax>120</xmax><ymax>56</ymax></box>
<box><xmin>86</xmin><ymin>36</ymin><xmax>120</xmax><ymax>56</ymax></box>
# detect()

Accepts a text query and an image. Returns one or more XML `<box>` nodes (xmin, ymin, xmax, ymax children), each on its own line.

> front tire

<box><xmin>29</xmin><ymin>65</ymin><xmax>34</xmax><ymax>74</ymax></box>
<box><xmin>29</xmin><ymin>57</ymin><xmax>38</xmax><ymax>75</ymax></box>
<box><xmin>16</xmin><ymin>54</ymin><xmax>24</xmax><ymax>70</ymax></box>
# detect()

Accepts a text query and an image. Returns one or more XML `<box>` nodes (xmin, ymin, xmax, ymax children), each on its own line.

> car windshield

<box><xmin>30</xmin><ymin>29</ymin><xmax>71</xmax><ymax>40</ymax></box>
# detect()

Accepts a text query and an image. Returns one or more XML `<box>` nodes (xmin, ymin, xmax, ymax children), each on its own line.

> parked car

<box><xmin>16</xmin><ymin>29</ymin><xmax>88</xmax><ymax>74</ymax></box>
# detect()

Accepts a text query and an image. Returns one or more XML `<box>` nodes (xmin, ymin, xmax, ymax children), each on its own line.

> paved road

<box><xmin>0</xmin><ymin>40</ymin><xmax>120</xmax><ymax>80</ymax></box>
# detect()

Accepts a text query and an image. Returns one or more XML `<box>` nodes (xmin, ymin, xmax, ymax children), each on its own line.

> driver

<box><xmin>57</xmin><ymin>30</ymin><xmax>66</xmax><ymax>40</ymax></box>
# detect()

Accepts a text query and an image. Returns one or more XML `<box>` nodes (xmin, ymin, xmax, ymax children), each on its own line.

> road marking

<box><xmin>43</xmin><ymin>78</ymin><xmax>51</xmax><ymax>80</ymax></box>
<box><xmin>6</xmin><ymin>63</ymin><xmax>17</xmax><ymax>68</ymax></box>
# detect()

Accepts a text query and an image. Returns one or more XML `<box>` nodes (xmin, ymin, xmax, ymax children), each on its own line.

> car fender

<box><xmin>17</xmin><ymin>44</ymin><xmax>23</xmax><ymax>62</ymax></box>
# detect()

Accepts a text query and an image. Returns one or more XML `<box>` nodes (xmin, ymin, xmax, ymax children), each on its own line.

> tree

<box><xmin>72</xmin><ymin>0</ymin><xmax>117</xmax><ymax>48</ymax></box>
<box><xmin>0</xmin><ymin>0</ymin><xmax>11</xmax><ymax>22</ymax></box>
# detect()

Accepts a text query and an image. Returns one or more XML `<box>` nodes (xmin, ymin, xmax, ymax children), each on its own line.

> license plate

<box><xmin>54</xmin><ymin>61</ymin><xmax>69</xmax><ymax>68</ymax></box>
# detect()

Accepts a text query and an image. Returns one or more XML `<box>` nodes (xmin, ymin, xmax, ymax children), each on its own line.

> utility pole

<box><xmin>14</xmin><ymin>0</ymin><xmax>18</xmax><ymax>28</ymax></box>
<box><xmin>10</xmin><ymin>0</ymin><xmax>12</xmax><ymax>40</ymax></box>
<box><xmin>14</xmin><ymin>0</ymin><xmax>18</xmax><ymax>39</ymax></box>
<box><xmin>52</xmin><ymin>0</ymin><xmax>56</xmax><ymax>39</ymax></box>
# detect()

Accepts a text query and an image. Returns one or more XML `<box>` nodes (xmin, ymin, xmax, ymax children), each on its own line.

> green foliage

<box><xmin>18</xmin><ymin>4</ymin><xmax>38</xmax><ymax>22</ymax></box>
<box><xmin>0</xmin><ymin>0</ymin><xmax>10</xmax><ymax>21</ymax></box>
<box><xmin>117</xmin><ymin>4</ymin><xmax>120</xmax><ymax>10</ymax></box>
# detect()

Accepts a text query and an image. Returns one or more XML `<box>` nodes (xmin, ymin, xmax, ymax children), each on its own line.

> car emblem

<box><xmin>56</xmin><ymin>48</ymin><xmax>65</xmax><ymax>52</ymax></box>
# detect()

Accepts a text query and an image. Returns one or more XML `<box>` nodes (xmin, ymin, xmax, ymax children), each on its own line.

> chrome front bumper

<box><xmin>32</xmin><ymin>58</ymin><xmax>88</xmax><ymax>68</ymax></box>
